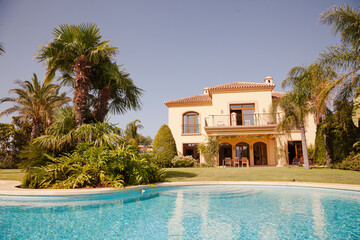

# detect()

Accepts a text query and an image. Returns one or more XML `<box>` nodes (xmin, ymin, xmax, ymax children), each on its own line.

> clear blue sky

<box><xmin>0</xmin><ymin>0</ymin><xmax>357</xmax><ymax>138</ymax></box>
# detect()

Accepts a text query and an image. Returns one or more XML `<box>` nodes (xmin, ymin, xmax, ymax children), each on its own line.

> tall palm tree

<box><xmin>0</xmin><ymin>74</ymin><xmax>70</xmax><ymax>140</ymax></box>
<box><xmin>37</xmin><ymin>23</ymin><xmax>118</xmax><ymax>127</ymax></box>
<box><xmin>319</xmin><ymin>4</ymin><xmax>360</xmax><ymax>108</ymax></box>
<box><xmin>272</xmin><ymin>65</ymin><xmax>319</xmax><ymax>170</ymax></box>
<box><xmin>124</xmin><ymin>119</ymin><xmax>143</xmax><ymax>143</ymax></box>
<box><xmin>91</xmin><ymin>61</ymin><xmax>143</xmax><ymax>122</ymax></box>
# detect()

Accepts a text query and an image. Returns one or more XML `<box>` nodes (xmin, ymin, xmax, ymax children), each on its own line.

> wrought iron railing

<box><xmin>204</xmin><ymin>113</ymin><xmax>280</xmax><ymax>127</ymax></box>
<box><xmin>182</xmin><ymin>124</ymin><xmax>200</xmax><ymax>134</ymax></box>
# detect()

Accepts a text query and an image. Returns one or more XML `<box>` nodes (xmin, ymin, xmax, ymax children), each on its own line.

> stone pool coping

<box><xmin>1</xmin><ymin>180</ymin><xmax>360</xmax><ymax>196</ymax></box>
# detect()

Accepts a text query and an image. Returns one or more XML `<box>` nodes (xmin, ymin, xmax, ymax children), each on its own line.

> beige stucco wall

<box><xmin>168</xmin><ymin>105</ymin><xmax>211</xmax><ymax>155</ymax></box>
<box><xmin>167</xmin><ymin>88</ymin><xmax>317</xmax><ymax>166</ymax></box>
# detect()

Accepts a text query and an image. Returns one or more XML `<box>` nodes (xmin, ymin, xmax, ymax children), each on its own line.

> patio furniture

<box><xmin>233</xmin><ymin>157</ymin><xmax>240</xmax><ymax>167</ymax></box>
<box><xmin>292</xmin><ymin>158</ymin><xmax>300</xmax><ymax>165</ymax></box>
<box><xmin>241</xmin><ymin>157</ymin><xmax>249</xmax><ymax>167</ymax></box>
<box><xmin>224</xmin><ymin>157</ymin><xmax>232</xmax><ymax>167</ymax></box>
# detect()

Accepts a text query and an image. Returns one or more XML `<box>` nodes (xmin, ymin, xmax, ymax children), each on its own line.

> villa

<box><xmin>165</xmin><ymin>76</ymin><xmax>316</xmax><ymax>167</ymax></box>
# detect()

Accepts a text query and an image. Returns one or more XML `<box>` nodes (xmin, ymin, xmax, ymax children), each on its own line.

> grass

<box><xmin>165</xmin><ymin>167</ymin><xmax>360</xmax><ymax>185</ymax></box>
<box><xmin>1</xmin><ymin>167</ymin><xmax>360</xmax><ymax>185</ymax></box>
<box><xmin>0</xmin><ymin>169</ymin><xmax>25</xmax><ymax>181</ymax></box>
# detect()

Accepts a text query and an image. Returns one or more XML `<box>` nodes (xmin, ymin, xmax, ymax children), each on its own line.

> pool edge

<box><xmin>1</xmin><ymin>180</ymin><xmax>360</xmax><ymax>196</ymax></box>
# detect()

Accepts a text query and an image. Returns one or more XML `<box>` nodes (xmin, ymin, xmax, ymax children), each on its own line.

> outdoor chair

<box><xmin>292</xmin><ymin>158</ymin><xmax>300</xmax><ymax>166</ymax></box>
<box><xmin>224</xmin><ymin>157</ymin><xmax>232</xmax><ymax>167</ymax></box>
<box><xmin>241</xmin><ymin>157</ymin><xmax>249</xmax><ymax>167</ymax></box>
<box><xmin>233</xmin><ymin>157</ymin><xmax>240</xmax><ymax>167</ymax></box>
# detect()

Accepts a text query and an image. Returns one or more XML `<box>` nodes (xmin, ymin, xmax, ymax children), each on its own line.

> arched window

<box><xmin>183</xmin><ymin>112</ymin><xmax>199</xmax><ymax>134</ymax></box>
<box><xmin>236</xmin><ymin>142</ymin><xmax>249</xmax><ymax>159</ymax></box>
<box><xmin>253</xmin><ymin>142</ymin><xmax>267</xmax><ymax>165</ymax></box>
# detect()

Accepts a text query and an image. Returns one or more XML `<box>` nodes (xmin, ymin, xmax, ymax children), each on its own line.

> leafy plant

<box><xmin>22</xmin><ymin>144</ymin><xmax>164</xmax><ymax>189</ymax></box>
<box><xmin>333</xmin><ymin>152</ymin><xmax>360</xmax><ymax>171</ymax></box>
<box><xmin>198</xmin><ymin>136</ymin><xmax>218</xmax><ymax>167</ymax></box>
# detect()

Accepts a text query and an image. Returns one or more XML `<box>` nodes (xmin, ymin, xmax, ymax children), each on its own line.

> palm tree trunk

<box><xmin>31</xmin><ymin>120</ymin><xmax>40</xmax><ymax>140</ymax></box>
<box><xmin>73</xmin><ymin>55</ymin><xmax>91</xmax><ymax>127</ymax></box>
<box><xmin>300</xmin><ymin>123</ymin><xmax>310</xmax><ymax>170</ymax></box>
<box><xmin>324</xmin><ymin>133</ymin><xmax>332</xmax><ymax>166</ymax></box>
<box><xmin>92</xmin><ymin>85</ymin><xmax>111</xmax><ymax>122</ymax></box>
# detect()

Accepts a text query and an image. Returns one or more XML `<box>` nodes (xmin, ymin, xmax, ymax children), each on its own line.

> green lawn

<box><xmin>165</xmin><ymin>167</ymin><xmax>360</xmax><ymax>185</ymax></box>
<box><xmin>1</xmin><ymin>167</ymin><xmax>360</xmax><ymax>185</ymax></box>
<box><xmin>0</xmin><ymin>169</ymin><xmax>25</xmax><ymax>181</ymax></box>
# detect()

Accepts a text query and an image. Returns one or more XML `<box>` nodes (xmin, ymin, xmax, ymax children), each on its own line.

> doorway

<box><xmin>219</xmin><ymin>143</ymin><xmax>232</xmax><ymax>166</ymax></box>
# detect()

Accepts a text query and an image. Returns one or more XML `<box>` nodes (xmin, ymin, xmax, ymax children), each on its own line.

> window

<box><xmin>236</xmin><ymin>142</ymin><xmax>249</xmax><ymax>159</ymax></box>
<box><xmin>230</xmin><ymin>104</ymin><xmax>255</xmax><ymax>126</ymax></box>
<box><xmin>183</xmin><ymin>112</ymin><xmax>200</xmax><ymax>134</ymax></box>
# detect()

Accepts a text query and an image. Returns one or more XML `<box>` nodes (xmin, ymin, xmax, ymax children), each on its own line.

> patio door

<box><xmin>236</xmin><ymin>142</ymin><xmax>249</xmax><ymax>159</ymax></box>
<box><xmin>254</xmin><ymin>142</ymin><xmax>267</xmax><ymax>165</ymax></box>
<box><xmin>219</xmin><ymin>143</ymin><xmax>232</xmax><ymax>166</ymax></box>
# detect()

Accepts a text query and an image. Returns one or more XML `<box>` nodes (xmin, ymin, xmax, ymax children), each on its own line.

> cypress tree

<box><xmin>153</xmin><ymin>124</ymin><xmax>177</xmax><ymax>167</ymax></box>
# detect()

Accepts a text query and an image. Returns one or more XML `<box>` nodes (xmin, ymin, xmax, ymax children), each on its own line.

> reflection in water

<box><xmin>312</xmin><ymin>193</ymin><xmax>325</xmax><ymax>239</ymax></box>
<box><xmin>168</xmin><ymin>191</ymin><xmax>184</xmax><ymax>239</ymax></box>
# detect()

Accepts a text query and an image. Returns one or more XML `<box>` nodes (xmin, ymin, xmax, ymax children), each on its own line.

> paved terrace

<box><xmin>1</xmin><ymin>180</ymin><xmax>360</xmax><ymax>196</ymax></box>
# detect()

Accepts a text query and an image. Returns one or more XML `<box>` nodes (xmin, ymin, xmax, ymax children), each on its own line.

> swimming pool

<box><xmin>1</xmin><ymin>185</ymin><xmax>360</xmax><ymax>239</ymax></box>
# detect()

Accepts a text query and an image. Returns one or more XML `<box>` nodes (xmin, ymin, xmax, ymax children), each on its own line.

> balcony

<box><xmin>204</xmin><ymin>113</ymin><xmax>281</xmax><ymax>136</ymax></box>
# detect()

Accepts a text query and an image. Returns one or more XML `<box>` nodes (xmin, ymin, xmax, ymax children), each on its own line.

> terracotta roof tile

<box><xmin>272</xmin><ymin>92</ymin><xmax>287</xmax><ymax>98</ymax></box>
<box><xmin>208</xmin><ymin>82</ymin><xmax>275</xmax><ymax>91</ymax></box>
<box><xmin>164</xmin><ymin>94</ymin><xmax>212</xmax><ymax>105</ymax></box>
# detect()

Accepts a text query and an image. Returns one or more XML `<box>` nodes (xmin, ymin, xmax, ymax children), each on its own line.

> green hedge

<box><xmin>153</xmin><ymin>124</ymin><xmax>177</xmax><ymax>167</ymax></box>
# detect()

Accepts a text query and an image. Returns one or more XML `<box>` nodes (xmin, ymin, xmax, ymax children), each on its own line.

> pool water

<box><xmin>1</xmin><ymin>185</ymin><xmax>360</xmax><ymax>239</ymax></box>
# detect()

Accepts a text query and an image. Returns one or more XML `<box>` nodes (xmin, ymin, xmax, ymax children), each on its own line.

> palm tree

<box><xmin>0</xmin><ymin>74</ymin><xmax>70</xmax><ymax>140</ymax></box>
<box><xmin>91</xmin><ymin>61</ymin><xmax>143</xmax><ymax>122</ymax></box>
<box><xmin>319</xmin><ymin>4</ymin><xmax>360</xmax><ymax>108</ymax></box>
<box><xmin>37</xmin><ymin>23</ymin><xmax>118</xmax><ymax>127</ymax></box>
<box><xmin>124</xmin><ymin>119</ymin><xmax>143</xmax><ymax>143</ymax></box>
<box><xmin>34</xmin><ymin>107</ymin><xmax>123</xmax><ymax>151</ymax></box>
<box><xmin>272</xmin><ymin>65</ymin><xmax>319</xmax><ymax>170</ymax></box>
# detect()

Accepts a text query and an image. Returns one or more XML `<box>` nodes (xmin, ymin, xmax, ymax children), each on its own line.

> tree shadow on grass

<box><xmin>164</xmin><ymin>170</ymin><xmax>197</xmax><ymax>179</ymax></box>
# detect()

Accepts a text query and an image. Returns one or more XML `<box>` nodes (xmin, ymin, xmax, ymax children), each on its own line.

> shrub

<box><xmin>153</xmin><ymin>124</ymin><xmax>177</xmax><ymax>167</ymax></box>
<box><xmin>22</xmin><ymin>144</ymin><xmax>164</xmax><ymax>189</ymax></box>
<box><xmin>171</xmin><ymin>156</ymin><xmax>195</xmax><ymax>167</ymax></box>
<box><xmin>333</xmin><ymin>153</ymin><xmax>360</xmax><ymax>171</ymax></box>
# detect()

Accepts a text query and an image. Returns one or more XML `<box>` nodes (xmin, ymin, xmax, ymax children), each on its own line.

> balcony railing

<box><xmin>205</xmin><ymin>113</ymin><xmax>280</xmax><ymax>127</ymax></box>
<box><xmin>182</xmin><ymin>124</ymin><xmax>201</xmax><ymax>134</ymax></box>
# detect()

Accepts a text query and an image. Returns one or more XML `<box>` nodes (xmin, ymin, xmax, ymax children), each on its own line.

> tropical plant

<box><xmin>37</xmin><ymin>23</ymin><xmax>118</xmax><ymax>127</ymax></box>
<box><xmin>271</xmin><ymin>65</ymin><xmax>320</xmax><ymax>170</ymax></box>
<box><xmin>35</xmin><ymin>120</ymin><xmax>124</xmax><ymax>152</ymax></box>
<box><xmin>198</xmin><ymin>136</ymin><xmax>218</xmax><ymax>167</ymax></box>
<box><xmin>319</xmin><ymin>4</ymin><xmax>360</xmax><ymax>122</ymax></box>
<box><xmin>124</xmin><ymin>119</ymin><xmax>143</xmax><ymax>144</ymax></box>
<box><xmin>153</xmin><ymin>124</ymin><xmax>177</xmax><ymax>167</ymax></box>
<box><xmin>0</xmin><ymin>74</ymin><xmax>69</xmax><ymax>139</ymax></box>
<box><xmin>91</xmin><ymin>61</ymin><xmax>143</xmax><ymax>122</ymax></box>
<box><xmin>22</xmin><ymin>144</ymin><xmax>164</xmax><ymax>189</ymax></box>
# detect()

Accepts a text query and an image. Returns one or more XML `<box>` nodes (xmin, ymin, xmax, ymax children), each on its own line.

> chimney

<box><xmin>264</xmin><ymin>76</ymin><xmax>273</xmax><ymax>84</ymax></box>
<box><xmin>203</xmin><ymin>87</ymin><xmax>209</xmax><ymax>95</ymax></box>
